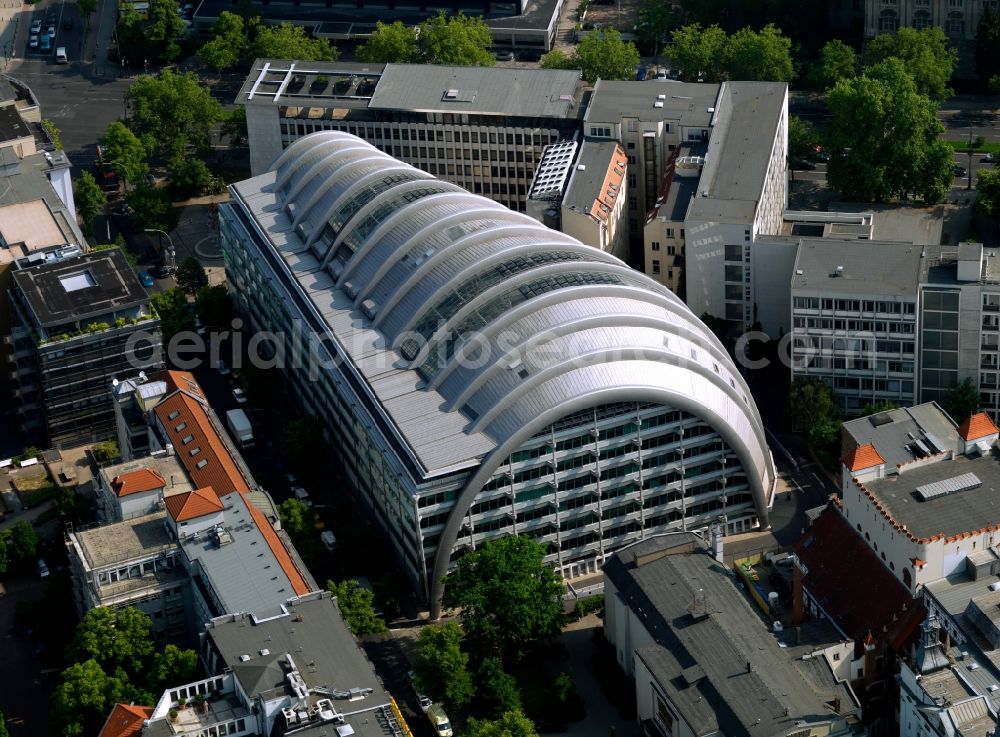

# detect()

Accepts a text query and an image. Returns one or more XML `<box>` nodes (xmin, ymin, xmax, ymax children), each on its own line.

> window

<box><xmin>590</xmin><ymin>126</ymin><xmax>612</xmax><ymax>138</ymax></box>
<box><xmin>652</xmin><ymin>260</ymin><xmax>661</xmax><ymax>275</ymax></box>
<box><xmin>879</xmin><ymin>8</ymin><xmax>899</xmax><ymax>31</ymax></box>
<box><xmin>666</xmin><ymin>228</ymin><xmax>674</xmax><ymax>238</ymax></box>
<box><xmin>947</xmin><ymin>10</ymin><xmax>963</xmax><ymax>35</ymax></box>
<box><xmin>651</xmin><ymin>241</ymin><xmax>660</xmax><ymax>251</ymax></box>
<box><xmin>913</xmin><ymin>8</ymin><xmax>930</xmax><ymax>27</ymax></box>
<box><xmin>667</xmin><ymin>245</ymin><xmax>676</xmax><ymax>256</ymax></box>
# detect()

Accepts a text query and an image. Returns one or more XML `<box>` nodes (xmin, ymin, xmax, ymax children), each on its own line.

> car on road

<box><xmin>62</xmin><ymin>16</ymin><xmax>72</xmax><ymax>30</ymax></box>
<box><xmin>792</xmin><ymin>159</ymin><xmax>817</xmax><ymax>170</ymax></box>
<box><xmin>153</xmin><ymin>262</ymin><xmax>171</xmax><ymax>279</ymax></box>
<box><xmin>138</xmin><ymin>271</ymin><xmax>154</xmax><ymax>287</ymax></box>
<box><xmin>953</xmin><ymin>164</ymin><xmax>968</xmax><ymax>177</ymax></box>
<box><xmin>217</xmin><ymin>360</ymin><xmax>231</xmax><ymax>375</ymax></box>
<box><xmin>29</xmin><ymin>34</ymin><xmax>38</xmax><ymax>49</ymax></box>
<box><xmin>46</xmin><ymin>24</ymin><xmax>56</xmax><ymax>38</ymax></box>
<box><xmin>636</xmin><ymin>66</ymin><xmax>647</xmax><ymax>81</ymax></box>
<box><xmin>985</xmin><ymin>153</ymin><xmax>997</xmax><ymax>164</ymax></box>
<box><xmin>30</xmin><ymin>18</ymin><xmax>42</xmax><ymax>34</ymax></box>
<box><xmin>39</xmin><ymin>34</ymin><xmax>50</xmax><ymax>52</ymax></box>
<box><xmin>56</xmin><ymin>47</ymin><xmax>67</xmax><ymax>63</ymax></box>
<box><xmin>232</xmin><ymin>387</ymin><xmax>247</xmax><ymax>404</ymax></box>
<box><xmin>38</xmin><ymin>559</ymin><xmax>49</xmax><ymax>578</ymax></box>
<box><xmin>407</xmin><ymin>671</ymin><xmax>432</xmax><ymax>713</ymax></box>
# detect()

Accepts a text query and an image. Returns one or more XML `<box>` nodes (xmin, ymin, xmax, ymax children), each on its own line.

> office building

<box><xmin>790</xmin><ymin>239</ymin><xmax>921</xmax><ymax>414</ymax></box>
<box><xmin>240</xmin><ymin>60</ymin><xmax>584</xmax><ymax>214</ymax></box>
<box><xmin>221</xmin><ymin>130</ymin><xmax>776</xmax><ymax>616</ymax></box>
<box><xmin>603</xmin><ymin>533</ymin><xmax>862</xmax><ymax>737</ymax></box>
<box><xmin>865</xmin><ymin>0</ymin><xmax>998</xmax><ymax>42</ymax></box>
<box><xmin>557</xmin><ymin>141</ymin><xmax>629</xmax><ymax>261</ymax></box>
<box><xmin>7</xmin><ymin>248</ymin><xmax>162</xmax><ymax>446</ymax></box>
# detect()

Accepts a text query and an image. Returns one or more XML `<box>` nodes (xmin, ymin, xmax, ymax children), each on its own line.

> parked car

<box><xmin>29</xmin><ymin>34</ymin><xmax>38</xmax><ymax>49</ymax></box>
<box><xmin>984</xmin><ymin>153</ymin><xmax>996</xmax><ymax>163</ymax></box>
<box><xmin>654</xmin><ymin>68</ymin><xmax>667</xmax><ymax>80</ymax></box>
<box><xmin>30</xmin><ymin>18</ymin><xmax>42</xmax><ymax>34</ymax></box>
<box><xmin>408</xmin><ymin>671</ymin><xmax>433</xmax><ymax>713</ymax></box>
<box><xmin>38</xmin><ymin>559</ymin><xmax>49</xmax><ymax>578</ymax></box>
<box><xmin>517</xmin><ymin>49</ymin><xmax>543</xmax><ymax>62</ymax></box>
<box><xmin>56</xmin><ymin>47</ymin><xmax>67</xmax><ymax>63</ymax></box>
<box><xmin>62</xmin><ymin>16</ymin><xmax>72</xmax><ymax>29</ymax></box>
<box><xmin>493</xmin><ymin>49</ymin><xmax>514</xmax><ymax>61</ymax></box>
<box><xmin>635</xmin><ymin>67</ymin><xmax>647</xmax><ymax>81</ymax></box>
<box><xmin>153</xmin><ymin>262</ymin><xmax>171</xmax><ymax>279</ymax></box>
<box><xmin>39</xmin><ymin>34</ymin><xmax>50</xmax><ymax>52</ymax></box>
<box><xmin>217</xmin><ymin>360</ymin><xmax>231</xmax><ymax>375</ymax></box>
<box><xmin>46</xmin><ymin>24</ymin><xmax>56</xmax><ymax>38</ymax></box>
<box><xmin>138</xmin><ymin>271</ymin><xmax>154</xmax><ymax>287</ymax></box>
<box><xmin>953</xmin><ymin>164</ymin><xmax>968</xmax><ymax>177</ymax></box>
<box><xmin>792</xmin><ymin>159</ymin><xmax>817</xmax><ymax>171</ymax></box>
<box><xmin>232</xmin><ymin>387</ymin><xmax>247</xmax><ymax>404</ymax></box>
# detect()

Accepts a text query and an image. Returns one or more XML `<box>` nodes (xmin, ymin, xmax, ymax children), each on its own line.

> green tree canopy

<box><xmin>443</xmin><ymin>535</ymin><xmax>564</xmax><ymax>660</ymax></box>
<box><xmin>127</xmin><ymin>70</ymin><xmax>226</xmax><ymax>156</ymax></box>
<box><xmin>417</xmin><ymin>13</ymin><xmax>494</xmax><ymax>66</ymax></box>
<box><xmin>0</xmin><ymin>707</ymin><xmax>9</xmax><ymax>737</ymax></box>
<box><xmin>815</xmin><ymin>39</ymin><xmax>857</xmax><ymax>89</ymax></box>
<box><xmin>826</xmin><ymin>57</ymin><xmax>952</xmax><ymax>204</ymax></box>
<box><xmin>0</xmin><ymin>538</ymin><xmax>8</xmax><ymax>575</ymax></box>
<box><xmin>77</xmin><ymin>0</ymin><xmax>96</xmax><ymax>17</ymax></box>
<box><xmin>151</xmin><ymin>287</ymin><xmax>194</xmax><ymax>343</ymax></box>
<box><xmin>199</xmin><ymin>11</ymin><xmax>246</xmax><ymax>71</ymax></box>
<box><xmin>101</xmin><ymin>121</ymin><xmax>149</xmax><ymax>185</ymax></box>
<box><xmin>977</xmin><ymin>8</ymin><xmax>1000</xmax><ymax>89</ymax></box>
<box><xmin>248</xmin><ymin>22</ymin><xmax>338</xmax><ymax>61</ymax></box>
<box><xmin>126</xmin><ymin>183</ymin><xmax>179</xmax><ymax>233</ymax></box>
<box><xmin>464</xmin><ymin>710</ymin><xmax>540</xmax><ymax>737</ymax></box>
<box><xmin>92</xmin><ymin>439</ymin><xmax>120</xmax><ymax>464</ymax></box>
<box><xmin>573</xmin><ymin>29</ymin><xmax>641</xmax><ymax>83</ymax></box>
<box><xmin>666</xmin><ymin>23</ymin><xmax>727</xmax><ymax>82</ymax></box>
<box><xmin>176</xmin><ymin>257</ymin><xmax>209</xmax><ymax>294</ymax></box>
<box><xmin>476</xmin><ymin>657</ymin><xmax>522</xmax><ymax>718</ymax></box>
<box><xmin>866</xmin><ymin>26</ymin><xmax>957</xmax><ymax>100</ymax></box>
<box><xmin>52</xmin><ymin>659</ymin><xmax>152</xmax><ymax>737</ymax></box>
<box><xmin>861</xmin><ymin>400</ymin><xmax>899</xmax><ymax>416</ymax></box>
<box><xmin>196</xmin><ymin>285</ymin><xmax>235</xmax><ymax>328</ymax></box>
<box><xmin>327</xmin><ymin>579</ymin><xmax>388</xmax><ymax>636</ymax></box>
<box><xmin>279</xmin><ymin>497</ymin><xmax>320</xmax><ymax>564</ymax></box>
<box><xmin>10</xmin><ymin>520</ymin><xmax>39</xmax><ymax>561</ymax></box>
<box><xmin>788</xmin><ymin>377</ymin><xmax>839</xmax><ymax>438</ymax></box>
<box><xmin>976</xmin><ymin>168</ymin><xmax>1000</xmax><ymax>218</ymax></box>
<box><xmin>635</xmin><ymin>0</ymin><xmax>674</xmax><ymax>55</ymax></box>
<box><xmin>222</xmin><ymin>106</ymin><xmax>248</xmax><ymax>147</ymax></box>
<box><xmin>71</xmin><ymin>606</ymin><xmax>155</xmax><ymax>676</ymax></box>
<box><xmin>788</xmin><ymin>115</ymin><xmax>818</xmax><ymax>161</ymax></box>
<box><xmin>724</xmin><ymin>23</ymin><xmax>793</xmax><ymax>82</ymax></box>
<box><xmin>145</xmin><ymin>0</ymin><xmax>187</xmax><ymax>63</ymax></box>
<box><xmin>539</xmin><ymin>49</ymin><xmax>577</xmax><ymax>71</ymax></box>
<box><xmin>74</xmin><ymin>171</ymin><xmax>107</xmax><ymax>236</ymax></box>
<box><xmin>413</xmin><ymin>621</ymin><xmax>475</xmax><ymax>707</ymax></box>
<box><xmin>357</xmin><ymin>20</ymin><xmax>418</xmax><ymax>63</ymax></box>
<box><xmin>944</xmin><ymin>378</ymin><xmax>980</xmax><ymax>424</ymax></box>
<box><xmin>169</xmin><ymin>156</ymin><xmax>217</xmax><ymax>198</ymax></box>
<box><xmin>146</xmin><ymin>644</ymin><xmax>198</xmax><ymax>692</ymax></box>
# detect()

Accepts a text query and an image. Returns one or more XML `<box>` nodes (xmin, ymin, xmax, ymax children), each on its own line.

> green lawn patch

<box><xmin>945</xmin><ymin>140</ymin><xmax>1000</xmax><ymax>155</ymax></box>
<box><xmin>14</xmin><ymin>472</ymin><xmax>60</xmax><ymax>508</ymax></box>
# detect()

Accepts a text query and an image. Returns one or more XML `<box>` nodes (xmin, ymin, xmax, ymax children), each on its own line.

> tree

<box><xmin>77</xmin><ymin>0</ymin><xmax>96</xmax><ymax>18</ymax></box>
<box><xmin>417</xmin><ymin>13</ymin><xmax>494</xmax><ymax>66</ymax></box>
<box><xmin>861</xmin><ymin>400</ymin><xmax>899</xmax><ymax>416</ymax></box>
<box><xmin>665</xmin><ymin>23</ymin><xmax>727</xmax><ymax>82</ymax></box>
<box><xmin>976</xmin><ymin>8</ymin><xmax>1000</xmax><ymax>89</ymax></box>
<box><xmin>175</xmin><ymin>257</ymin><xmax>208</xmax><ymax>295</ymax></box>
<box><xmin>92</xmin><ymin>439</ymin><xmax>120</xmax><ymax>464</ymax></box>
<box><xmin>539</xmin><ymin>49</ymin><xmax>578</xmax><ymax>71</ymax></box>
<box><xmin>169</xmin><ymin>156</ymin><xmax>216</xmax><ymax>198</ymax></box>
<box><xmin>815</xmin><ymin>39</ymin><xmax>857</xmax><ymax>89</ymax></box>
<box><xmin>413</xmin><ymin>621</ymin><xmax>475</xmax><ymax>707</ymax></box>
<box><xmin>976</xmin><ymin>168</ymin><xmax>1000</xmax><ymax>218</ymax></box>
<box><xmin>42</xmin><ymin>119</ymin><xmax>63</xmax><ymax>150</ymax></box>
<box><xmin>476</xmin><ymin>657</ymin><xmax>522</xmax><ymax>718</ymax></box>
<box><xmin>101</xmin><ymin>121</ymin><xmax>149</xmax><ymax>185</ymax></box>
<box><xmin>443</xmin><ymin>535</ymin><xmax>564</xmax><ymax>660</ymax></box>
<box><xmin>357</xmin><ymin>20</ymin><xmax>418</xmax><ymax>63</ymax></box>
<box><xmin>145</xmin><ymin>0</ymin><xmax>187</xmax><ymax>63</ymax></box>
<box><xmin>196</xmin><ymin>285</ymin><xmax>234</xmax><ymax>328</ymax></box>
<box><xmin>635</xmin><ymin>0</ymin><xmax>674</xmax><ymax>55</ymax></box>
<box><xmin>52</xmin><ymin>660</ymin><xmax>122</xmax><ymax>737</ymax></box>
<box><xmin>788</xmin><ymin>377</ymin><xmax>839</xmax><ymax>437</ymax></box>
<box><xmin>464</xmin><ymin>710</ymin><xmax>539</xmax><ymax>737</ymax></box>
<box><xmin>573</xmin><ymin>29</ymin><xmax>641</xmax><ymax>83</ymax></box>
<box><xmin>146</xmin><ymin>645</ymin><xmax>198</xmax><ymax>692</ymax></box>
<box><xmin>127</xmin><ymin>70</ymin><xmax>226</xmax><ymax>156</ymax></box>
<box><xmin>151</xmin><ymin>287</ymin><xmax>194</xmax><ymax>343</ymax></box>
<box><xmin>826</xmin><ymin>58</ymin><xmax>953</xmax><ymax>204</ymax></box>
<box><xmin>278</xmin><ymin>497</ymin><xmax>319</xmax><ymax>559</ymax></box>
<box><xmin>74</xmin><ymin>171</ymin><xmax>107</xmax><ymax>236</ymax></box>
<box><xmin>0</xmin><ymin>539</ymin><xmax>8</xmax><ymax>576</ymax></box>
<box><xmin>10</xmin><ymin>520</ymin><xmax>38</xmax><ymax>562</ymax></box>
<box><xmin>199</xmin><ymin>11</ymin><xmax>246</xmax><ymax>71</ymax></box>
<box><xmin>788</xmin><ymin>115</ymin><xmax>818</xmax><ymax>162</ymax></box>
<box><xmin>327</xmin><ymin>579</ymin><xmax>388</xmax><ymax>636</ymax></box>
<box><xmin>724</xmin><ymin>23</ymin><xmax>793</xmax><ymax>82</ymax></box>
<box><xmin>221</xmin><ymin>106</ymin><xmax>248</xmax><ymax>147</ymax></box>
<box><xmin>0</xmin><ymin>707</ymin><xmax>9</xmax><ymax>737</ymax></box>
<box><xmin>71</xmin><ymin>606</ymin><xmax>154</xmax><ymax>676</ymax></box>
<box><xmin>944</xmin><ymin>378</ymin><xmax>980</xmax><ymax>424</ymax></box>
<box><xmin>866</xmin><ymin>26</ymin><xmax>957</xmax><ymax>100</ymax></box>
<box><xmin>126</xmin><ymin>183</ymin><xmax>178</xmax><ymax>232</ymax></box>
<box><xmin>248</xmin><ymin>23</ymin><xmax>338</xmax><ymax>62</ymax></box>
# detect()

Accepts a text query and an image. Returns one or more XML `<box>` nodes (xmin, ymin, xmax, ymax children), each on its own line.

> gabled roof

<box><xmin>958</xmin><ymin>412</ymin><xmax>999</xmax><ymax>442</ymax></box>
<box><xmin>164</xmin><ymin>369</ymin><xmax>205</xmax><ymax>400</ymax></box>
<box><xmin>153</xmin><ymin>391</ymin><xmax>251</xmax><ymax>497</ymax></box>
<box><xmin>165</xmin><ymin>486</ymin><xmax>224</xmax><ymax>522</ymax></box>
<box><xmin>843</xmin><ymin>443</ymin><xmax>885</xmax><ymax>472</ymax></box>
<box><xmin>112</xmin><ymin>468</ymin><xmax>166</xmax><ymax>497</ymax></box>
<box><xmin>795</xmin><ymin>506</ymin><xmax>923</xmax><ymax>652</ymax></box>
<box><xmin>97</xmin><ymin>703</ymin><xmax>153</xmax><ymax>737</ymax></box>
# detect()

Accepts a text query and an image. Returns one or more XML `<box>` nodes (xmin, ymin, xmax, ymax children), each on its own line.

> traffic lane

<box><xmin>952</xmin><ymin>151</ymin><xmax>994</xmax><ymax>189</ymax></box>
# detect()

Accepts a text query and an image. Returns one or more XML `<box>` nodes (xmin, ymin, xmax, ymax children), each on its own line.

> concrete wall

<box><xmin>750</xmin><ymin>238</ymin><xmax>797</xmax><ymax>336</ymax></box>
<box><xmin>247</xmin><ymin>105</ymin><xmax>283</xmax><ymax>177</ymax></box>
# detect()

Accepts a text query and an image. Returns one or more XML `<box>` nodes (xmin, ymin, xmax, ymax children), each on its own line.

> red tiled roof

<box><xmin>97</xmin><ymin>704</ymin><xmax>153</xmax><ymax>737</ymax></box>
<box><xmin>958</xmin><ymin>412</ymin><xmax>999</xmax><ymax>442</ymax></box>
<box><xmin>112</xmin><ymin>468</ymin><xmax>166</xmax><ymax>497</ymax></box>
<box><xmin>153</xmin><ymin>391</ymin><xmax>251</xmax><ymax>498</ymax></box>
<box><xmin>165</xmin><ymin>486</ymin><xmax>224</xmax><ymax>522</ymax></box>
<box><xmin>163</xmin><ymin>370</ymin><xmax>205</xmax><ymax>400</ymax></box>
<box><xmin>247</xmin><ymin>501</ymin><xmax>311</xmax><ymax>596</ymax></box>
<box><xmin>843</xmin><ymin>443</ymin><xmax>885</xmax><ymax>471</ymax></box>
<box><xmin>795</xmin><ymin>506</ymin><xmax>923</xmax><ymax>652</ymax></box>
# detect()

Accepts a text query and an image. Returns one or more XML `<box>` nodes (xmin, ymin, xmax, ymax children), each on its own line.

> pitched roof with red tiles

<box><xmin>165</xmin><ymin>486</ymin><xmax>224</xmax><ymax>522</ymax></box>
<box><xmin>163</xmin><ymin>369</ymin><xmax>205</xmax><ymax>399</ymax></box>
<box><xmin>843</xmin><ymin>443</ymin><xmax>885</xmax><ymax>471</ymax></box>
<box><xmin>246</xmin><ymin>500</ymin><xmax>310</xmax><ymax>595</ymax></box>
<box><xmin>112</xmin><ymin>468</ymin><xmax>166</xmax><ymax>497</ymax></box>
<box><xmin>795</xmin><ymin>506</ymin><xmax>924</xmax><ymax>653</ymax></box>
<box><xmin>153</xmin><ymin>391</ymin><xmax>251</xmax><ymax>498</ymax></box>
<box><xmin>958</xmin><ymin>412</ymin><xmax>1000</xmax><ymax>442</ymax></box>
<box><xmin>97</xmin><ymin>704</ymin><xmax>153</xmax><ymax>737</ymax></box>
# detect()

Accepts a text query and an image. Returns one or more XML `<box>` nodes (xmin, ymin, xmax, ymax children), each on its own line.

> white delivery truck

<box><xmin>225</xmin><ymin>408</ymin><xmax>254</xmax><ymax>448</ymax></box>
<box><xmin>427</xmin><ymin>704</ymin><xmax>453</xmax><ymax>737</ymax></box>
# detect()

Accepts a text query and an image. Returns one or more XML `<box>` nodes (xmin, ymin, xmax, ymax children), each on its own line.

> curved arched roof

<box><xmin>270</xmin><ymin>132</ymin><xmax>776</xmax><ymax>608</ymax></box>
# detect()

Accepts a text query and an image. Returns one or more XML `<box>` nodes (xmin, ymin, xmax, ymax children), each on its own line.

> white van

<box><xmin>427</xmin><ymin>704</ymin><xmax>452</xmax><ymax>737</ymax></box>
<box><xmin>55</xmin><ymin>47</ymin><xmax>67</xmax><ymax>63</ymax></box>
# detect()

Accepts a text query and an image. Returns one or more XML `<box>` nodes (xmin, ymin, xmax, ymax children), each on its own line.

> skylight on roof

<box><xmin>196</xmin><ymin>459</ymin><xmax>208</xmax><ymax>469</ymax></box>
<box><xmin>168</xmin><ymin>410</ymin><xmax>180</xmax><ymax>421</ymax></box>
<box><xmin>915</xmin><ymin>472</ymin><xmax>982</xmax><ymax>502</ymax></box>
<box><xmin>58</xmin><ymin>270</ymin><xmax>97</xmax><ymax>293</ymax></box>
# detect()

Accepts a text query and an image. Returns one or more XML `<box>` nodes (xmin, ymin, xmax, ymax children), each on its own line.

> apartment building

<box><xmin>559</xmin><ymin>141</ymin><xmax>629</xmax><ymax>261</ymax></box>
<box><xmin>94</xmin><ymin>452</ymin><xmax>194</xmax><ymax>522</ymax></box>
<box><xmin>603</xmin><ymin>534</ymin><xmax>862</xmax><ymax>737</ymax></box>
<box><xmin>642</xmin><ymin>145</ymin><xmax>700</xmax><ymax>294</ymax></box>
<box><xmin>790</xmin><ymin>239</ymin><xmax>921</xmax><ymax>414</ymax></box>
<box><xmin>865</xmin><ymin>0</ymin><xmax>999</xmax><ymax>40</ymax></box>
<box><xmin>7</xmin><ymin>248</ymin><xmax>163</xmax><ymax>446</ymax></box>
<box><xmin>221</xmin><ymin>131</ymin><xmax>777</xmax><ymax>616</ymax></box>
<box><xmin>240</xmin><ymin>60</ymin><xmax>584</xmax><ymax>213</ymax></box>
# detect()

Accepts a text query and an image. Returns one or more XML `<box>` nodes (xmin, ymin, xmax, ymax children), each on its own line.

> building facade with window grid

<box><xmin>220</xmin><ymin>131</ymin><xmax>777</xmax><ymax>616</ymax></box>
<box><xmin>866</xmin><ymin>0</ymin><xmax>998</xmax><ymax>40</ymax></box>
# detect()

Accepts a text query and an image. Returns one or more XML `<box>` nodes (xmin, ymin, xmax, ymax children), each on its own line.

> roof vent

<box><xmin>657</xmin><ymin>94</ymin><xmax>666</xmax><ymax>100</ymax></box>
<box><xmin>260</xmin><ymin>648</ymin><xmax>270</xmax><ymax>656</ymax></box>
<box><xmin>654</xmin><ymin>101</ymin><xmax>664</xmax><ymax>108</ymax></box>
<box><xmin>577</xmin><ymin>164</ymin><xmax>586</xmax><ymax>171</ymax></box>
<box><xmin>707</xmin><ymin>107</ymin><xmax>715</xmax><ymax>113</ymax></box>
<box><xmin>239</xmin><ymin>654</ymin><xmax>251</xmax><ymax>662</ymax></box>
<box><xmin>444</xmin><ymin>89</ymin><xmax>458</xmax><ymax>98</ymax></box>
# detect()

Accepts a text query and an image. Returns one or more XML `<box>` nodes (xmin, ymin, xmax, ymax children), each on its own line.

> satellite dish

<box><xmin>138</xmin><ymin>371</ymin><xmax>147</xmax><ymax>382</ymax></box>
<box><xmin>112</xmin><ymin>378</ymin><xmax>119</xmax><ymax>387</ymax></box>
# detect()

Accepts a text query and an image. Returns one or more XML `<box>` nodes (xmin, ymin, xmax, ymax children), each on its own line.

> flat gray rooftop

<box><xmin>866</xmin><ymin>452</ymin><xmax>1000</xmax><ymax>540</ymax></box>
<box><xmin>686</xmin><ymin>82</ymin><xmax>786</xmax><ymax>224</ymax></box>
<box><xmin>843</xmin><ymin>403</ymin><xmax>960</xmax><ymax>472</ymax></box>
<box><xmin>791</xmin><ymin>238</ymin><xmax>924</xmax><ymax>297</ymax></box>
<box><xmin>831</xmin><ymin>202</ymin><xmax>943</xmax><ymax>246</ymax></box>
<box><xmin>586</xmin><ymin>79</ymin><xmax>720</xmax><ymax>127</ymax></box>
<box><xmin>368</xmin><ymin>64</ymin><xmax>583</xmax><ymax>118</ymax></box>
<box><xmin>605</xmin><ymin>535</ymin><xmax>856</xmax><ymax>737</ymax></box>
<box><xmin>75</xmin><ymin>512</ymin><xmax>176</xmax><ymax>569</ymax></box>
<box><xmin>239</xmin><ymin>59</ymin><xmax>386</xmax><ymax>106</ymax></box>
<box><xmin>181</xmin><ymin>492</ymin><xmax>300</xmax><ymax>619</ymax></box>
<box><xmin>562</xmin><ymin>140</ymin><xmax>621</xmax><ymax>216</ymax></box>
<box><xmin>99</xmin><ymin>454</ymin><xmax>195</xmax><ymax>499</ymax></box>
